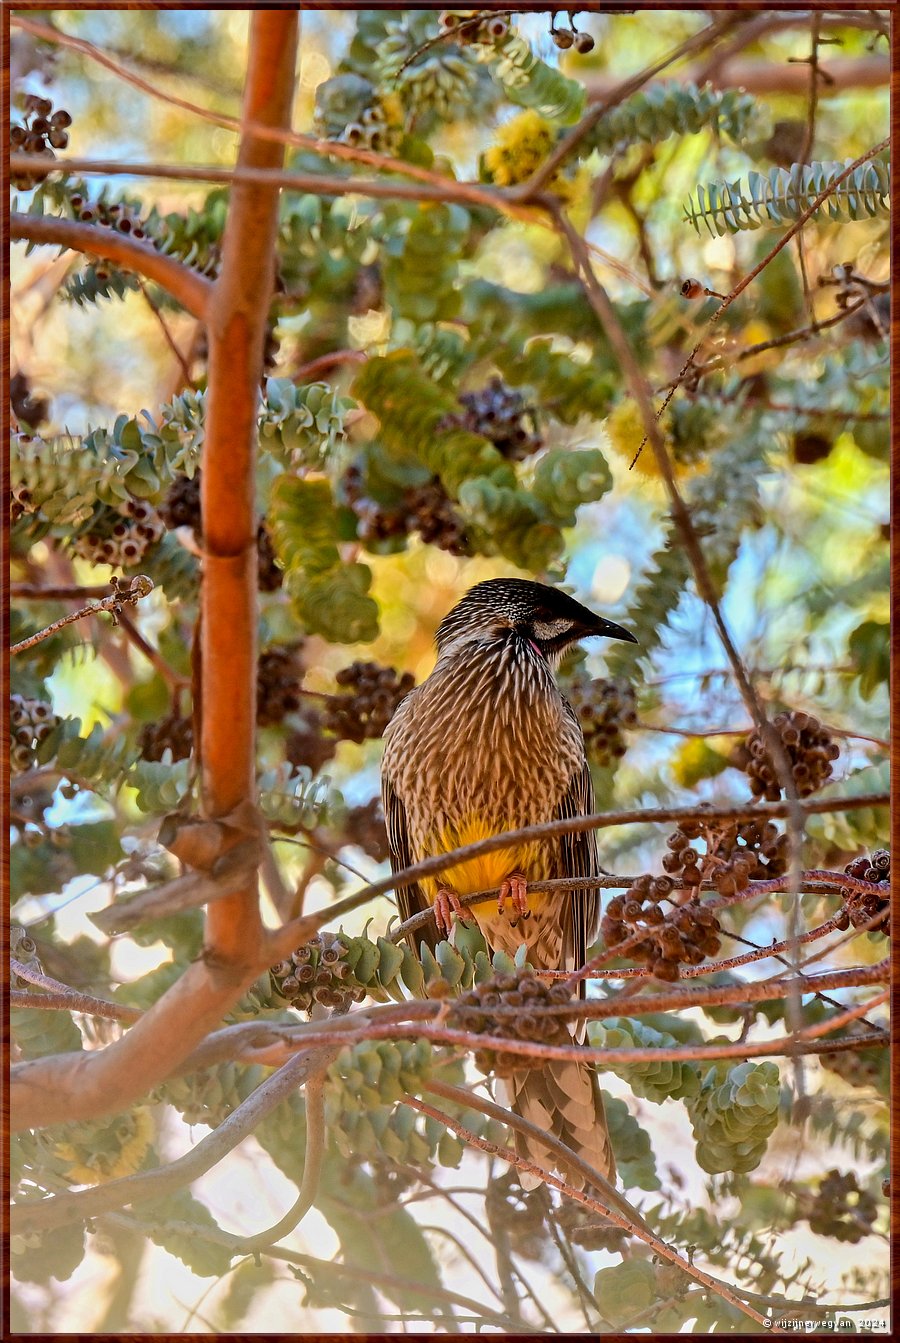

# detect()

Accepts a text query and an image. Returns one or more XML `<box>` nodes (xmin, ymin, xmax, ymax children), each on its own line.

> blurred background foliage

<box><xmin>9</xmin><ymin>6</ymin><xmax>889</xmax><ymax>1333</ymax></box>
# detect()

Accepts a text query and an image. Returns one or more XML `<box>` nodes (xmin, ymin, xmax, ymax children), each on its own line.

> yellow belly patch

<box><xmin>420</xmin><ymin>814</ymin><xmax>548</xmax><ymax>905</ymax></box>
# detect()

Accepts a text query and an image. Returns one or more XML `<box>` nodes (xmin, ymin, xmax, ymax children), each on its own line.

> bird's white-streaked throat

<box><xmin>433</xmin><ymin>630</ymin><xmax>565</xmax><ymax>707</ymax></box>
<box><xmin>412</xmin><ymin>633</ymin><xmax>576</xmax><ymax>773</ymax></box>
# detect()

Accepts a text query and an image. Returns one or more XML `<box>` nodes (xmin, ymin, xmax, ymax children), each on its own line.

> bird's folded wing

<box><xmin>382</xmin><ymin>772</ymin><xmax>434</xmax><ymax>952</ymax></box>
<box><xmin>555</xmin><ymin>700</ymin><xmax>601</xmax><ymax>997</ymax></box>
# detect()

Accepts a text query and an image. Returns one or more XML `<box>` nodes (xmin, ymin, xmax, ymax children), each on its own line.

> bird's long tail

<box><xmin>501</xmin><ymin>1057</ymin><xmax>615</xmax><ymax>1192</ymax></box>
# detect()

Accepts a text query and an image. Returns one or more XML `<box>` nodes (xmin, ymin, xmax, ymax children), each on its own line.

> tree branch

<box><xmin>199</xmin><ymin>10</ymin><xmax>297</xmax><ymax>966</ymax></box>
<box><xmin>219</xmin><ymin>963</ymin><xmax>887</xmax><ymax>1071</ymax></box>
<box><xmin>586</xmin><ymin>54</ymin><xmax>888</xmax><ymax>99</ymax></box>
<box><xmin>553</xmin><ymin>201</ymin><xmax>819</xmax><ymax>1068</ymax></box>
<box><xmin>11</xmin><ymin>1047</ymin><xmax>333</xmax><ymax>1235</ymax></box>
<box><xmin>89</xmin><ymin>863</ymin><xmax>257</xmax><ymax>936</ymax></box>
<box><xmin>267</xmin><ymin>791</ymin><xmax>887</xmax><ymax>960</ymax></box>
<box><xmin>9</xmin><ymin>953</ymin><xmax>272</xmax><ymax>1132</ymax></box>
<box><xmin>8</xmin><ymin>12</ymin><xmax>511</xmax><ymax>196</ymax></box>
<box><xmin>659</xmin><ymin>138</ymin><xmax>889</xmax><ymax>409</ymax></box>
<box><xmin>9</xmin><ymin>152</ymin><xmax>539</xmax><ymax>217</ymax></box>
<box><xmin>10</xmin><ymin>213</ymin><xmax>211</xmax><ymax>319</ymax></box>
<box><xmin>668</xmin><ymin>296</ymin><xmax>870</xmax><ymax>391</ymax></box>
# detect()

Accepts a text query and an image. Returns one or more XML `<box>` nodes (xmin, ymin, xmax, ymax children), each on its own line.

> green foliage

<box><xmin>531</xmin><ymin>447</ymin><xmax>612</xmax><ymax>525</ymax></box>
<box><xmin>684</xmin><ymin>157</ymin><xmax>890</xmax><ymax>236</ymax></box>
<box><xmin>38</xmin><ymin>715</ymin><xmax>141</xmax><ymax>789</ymax></box>
<box><xmin>11</xmin><ymin>423</ymin><xmax>173</xmax><ymax>523</ymax></box>
<box><xmin>802</xmin><ymin>1094</ymin><xmax>889</xmax><ymax>1164</ymax></box>
<box><xmin>11</xmin><ymin>994</ymin><xmax>83</xmax><ymax>1059</ymax></box>
<box><xmin>587</xmin><ymin>81</ymin><xmax>763</xmax><ymax>158</ymax></box>
<box><xmin>588</xmin><ymin>1017</ymin><xmax>702</xmax><ymax>1102</ymax></box>
<box><xmin>65</xmin><ymin>263</ymin><xmax>140</xmax><ymax>307</ymax></box>
<box><xmin>351</xmin><ymin>353</ymin><xmax>614</xmax><ymax>567</ymax></box>
<box><xmin>155</xmin><ymin>1062</ymin><xmax>265</xmax><ymax>1128</ymax></box>
<box><xmin>11</xmin><ymin>1223</ymin><xmax>86</xmax><ymax>1285</ymax></box>
<box><xmin>604</xmin><ymin>521</ymin><xmax>691</xmax><ymax>681</ymax></box>
<box><xmin>603</xmin><ymin>1092</ymin><xmax>661</xmax><ymax>1191</ymax></box>
<box><xmin>687</xmin><ymin>1061</ymin><xmax>781</xmax><ymax>1174</ymax></box>
<box><xmin>259</xmin><ymin>379</ymin><xmax>351</xmax><ymax>470</ymax></box>
<box><xmin>847</xmin><ymin>619</ymin><xmax>888</xmax><ymax>700</ymax></box>
<box><xmin>463</xmin><ymin>277</ymin><xmax>612</xmax><ymax>350</ymax></box>
<box><xmin>12</xmin><ymin>378</ymin><xmax>350</xmax><ymax>528</ymax></box>
<box><xmin>257</xmin><ymin>760</ymin><xmax>340</xmax><ymax>830</ymax></box>
<box><xmin>474</xmin><ymin>26</ymin><xmax>585</xmax><ymax>123</ymax></box>
<box><xmin>11</xmin><ymin>817</ymin><xmax>123</xmax><ymax>899</ymax></box>
<box><xmin>317</xmin><ymin>1167</ymin><xmax>447</xmax><ymax>1318</ymax></box>
<box><xmin>327</xmin><ymin>1037</ymin><xmax>436</xmax><ymax>1116</ymax></box>
<box><xmin>493</xmin><ymin>340</ymin><xmax>616</xmax><ymax>425</ymax></box>
<box><xmin>804</xmin><ymin>760</ymin><xmax>888</xmax><ymax>854</ymax></box>
<box><xmin>382</xmin><ymin>203</ymin><xmax>471</xmax><ymax>323</ymax></box>
<box><xmin>457</xmin><ymin>477</ymin><xmax>563</xmax><ymax>570</ymax></box>
<box><xmin>271</xmin><ymin>475</ymin><xmax>380</xmax><ymax>642</ymax></box>
<box><xmin>354</xmin><ymin>352</ymin><xmax>513</xmax><ymax>494</ymax></box>
<box><xmin>140</xmin><ymin>1189</ymin><xmax>234</xmax><ymax>1278</ymax></box>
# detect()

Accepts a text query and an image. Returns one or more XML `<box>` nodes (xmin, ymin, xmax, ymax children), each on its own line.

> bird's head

<box><xmin>435</xmin><ymin>578</ymin><xmax>637</xmax><ymax>669</ymax></box>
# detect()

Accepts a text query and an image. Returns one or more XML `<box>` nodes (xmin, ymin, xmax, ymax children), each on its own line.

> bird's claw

<box><xmin>434</xmin><ymin>887</ymin><xmax>473</xmax><ymax>938</ymax></box>
<box><xmin>498</xmin><ymin>872</ymin><xmax>529</xmax><ymax>927</ymax></box>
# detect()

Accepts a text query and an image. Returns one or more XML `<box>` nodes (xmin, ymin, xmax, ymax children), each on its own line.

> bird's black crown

<box><xmin>436</xmin><ymin>578</ymin><xmax>636</xmax><ymax>656</ymax></box>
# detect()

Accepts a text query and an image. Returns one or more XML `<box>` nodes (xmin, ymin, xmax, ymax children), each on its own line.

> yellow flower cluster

<box><xmin>606</xmin><ymin>400</ymin><xmax>673</xmax><ymax>480</ymax></box>
<box><xmin>606</xmin><ymin>400</ymin><xmax>713</xmax><ymax>487</ymax></box>
<box><xmin>483</xmin><ymin>110</ymin><xmax>589</xmax><ymax>212</ymax></box>
<box><xmin>378</xmin><ymin>92</ymin><xmax>405</xmax><ymax>128</ymax></box>
<box><xmin>483</xmin><ymin>109</ymin><xmax>556</xmax><ymax>186</ymax></box>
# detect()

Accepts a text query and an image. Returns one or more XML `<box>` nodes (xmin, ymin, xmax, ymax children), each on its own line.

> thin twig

<box><xmin>238</xmin><ymin>1073</ymin><xmax>325</xmax><ymax>1251</ymax></box>
<box><xmin>424</xmin><ymin>1077</ymin><xmax>651</xmax><ymax>1232</ymax></box>
<box><xmin>555</xmin><ymin>203</ymin><xmax>811</xmax><ymax>1079</ymax></box>
<box><xmin>389</xmin><ymin>867</ymin><xmax>862</xmax><ymax>945</ymax></box>
<box><xmin>8</xmin><ymin>13</ymin><xmax>510</xmax><ymax>195</ymax></box>
<box><xmin>10</xmin><ymin>576</ymin><xmax>154</xmax><ymax>656</ymax></box>
<box><xmin>116</xmin><ymin>608</ymin><xmax>188</xmax><ymax>692</ymax></box>
<box><xmin>635</xmin><ymin>717</ymin><xmax>889</xmax><ymax>749</ymax></box>
<box><xmin>10</xmin><ymin>963</ymin><xmax>142</xmax><ymax>1024</ymax></box>
<box><xmin>293</xmin><ymin>349</ymin><xmax>367</xmax><ymax>382</ymax></box>
<box><xmin>653</xmin><ymin>137</ymin><xmax>889</xmax><ymax>418</ymax></box>
<box><xmin>10</xmin><ymin>583</ymin><xmax>112</xmax><ymax>600</ymax></box>
<box><xmin>265</xmin><ymin>792</ymin><xmax>887</xmax><ymax>961</ymax></box>
<box><xmin>136</xmin><ymin>277</ymin><xmax>195</xmax><ymax>387</ymax></box>
<box><xmin>231</xmin><ymin>966</ymin><xmax>888</xmax><ymax>1073</ymax></box>
<box><xmin>9</xmin><ymin>151</ymin><xmax>546</xmax><ymax>219</ymax></box>
<box><xmin>402</xmin><ymin>1095</ymin><xmax>769</xmax><ymax>1327</ymax></box>
<box><xmin>798</xmin><ymin>14</ymin><xmax>824</xmax><ymax>169</ymax></box>
<box><xmin>667</xmin><ymin>297</ymin><xmax>869</xmax><ymax>391</ymax></box>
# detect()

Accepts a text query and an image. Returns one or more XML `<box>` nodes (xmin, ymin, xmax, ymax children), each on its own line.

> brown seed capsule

<box><xmin>680</xmin><ymin>278</ymin><xmax>705</xmax><ymax>299</ymax></box>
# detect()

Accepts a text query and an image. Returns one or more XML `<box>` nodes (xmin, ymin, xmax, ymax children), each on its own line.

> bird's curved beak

<box><xmin>584</xmin><ymin>616</ymin><xmax>638</xmax><ymax>644</ymax></box>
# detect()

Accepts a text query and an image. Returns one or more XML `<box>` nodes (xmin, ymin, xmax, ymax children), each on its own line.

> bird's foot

<box><xmin>498</xmin><ymin>871</ymin><xmax>529</xmax><ymax>928</ymax></box>
<box><xmin>434</xmin><ymin>887</ymin><xmax>473</xmax><ymax>938</ymax></box>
